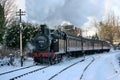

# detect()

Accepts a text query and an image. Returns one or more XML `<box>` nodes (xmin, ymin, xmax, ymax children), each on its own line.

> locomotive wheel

<box><xmin>49</xmin><ymin>57</ymin><xmax>56</xmax><ymax>65</ymax></box>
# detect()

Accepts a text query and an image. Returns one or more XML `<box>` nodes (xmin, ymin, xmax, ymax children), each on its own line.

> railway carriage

<box><xmin>66</xmin><ymin>34</ymin><xmax>82</xmax><ymax>57</ymax></box>
<box><xmin>32</xmin><ymin>25</ymin><xmax>111</xmax><ymax>64</ymax></box>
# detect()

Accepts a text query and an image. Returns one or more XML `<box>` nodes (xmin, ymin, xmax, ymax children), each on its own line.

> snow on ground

<box><xmin>0</xmin><ymin>57</ymin><xmax>34</xmax><ymax>74</ymax></box>
<box><xmin>0</xmin><ymin>49</ymin><xmax>120</xmax><ymax>80</ymax></box>
<box><xmin>0</xmin><ymin>65</ymin><xmax>46</xmax><ymax>80</ymax></box>
<box><xmin>18</xmin><ymin>57</ymin><xmax>91</xmax><ymax>80</ymax></box>
<box><xmin>82</xmin><ymin>53</ymin><xmax>119</xmax><ymax>80</ymax></box>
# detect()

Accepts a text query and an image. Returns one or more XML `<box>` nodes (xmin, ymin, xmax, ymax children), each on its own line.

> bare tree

<box><xmin>98</xmin><ymin>12</ymin><xmax>120</xmax><ymax>44</ymax></box>
<box><xmin>92</xmin><ymin>18</ymin><xmax>100</xmax><ymax>29</ymax></box>
<box><xmin>0</xmin><ymin>0</ymin><xmax>16</xmax><ymax>44</ymax></box>
<box><xmin>0</xmin><ymin>0</ymin><xmax>17</xmax><ymax>26</ymax></box>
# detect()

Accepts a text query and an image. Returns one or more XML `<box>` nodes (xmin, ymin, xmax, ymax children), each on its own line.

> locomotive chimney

<box><xmin>40</xmin><ymin>24</ymin><xmax>49</xmax><ymax>35</ymax></box>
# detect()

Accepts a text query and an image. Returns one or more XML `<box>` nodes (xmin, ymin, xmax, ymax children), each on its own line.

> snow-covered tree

<box><xmin>5</xmin><ymin>21</ymin><xmax>40</xmax><ymax>49</ymax></box>
<box><xmin>0</xmin><ymin>4</ymin><xmax>5</xmax><ymax>44</ymax></box>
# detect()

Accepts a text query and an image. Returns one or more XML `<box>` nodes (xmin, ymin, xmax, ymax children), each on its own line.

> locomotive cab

<box><xmin>50</xmin><ymin>39</ymin><xmax>59</xmax><ymax>52</ymax></box>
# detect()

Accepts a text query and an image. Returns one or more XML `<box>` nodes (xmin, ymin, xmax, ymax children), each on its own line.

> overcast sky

<box><xmin>16</xmin><ymin>0</ymin><xmax>120</xmax><ymax>36</ymax></box>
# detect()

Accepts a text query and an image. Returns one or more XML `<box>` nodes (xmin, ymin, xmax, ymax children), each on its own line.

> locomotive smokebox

<box><xmin>40</xmin><ymin>24</ymin><xmax>49</xmax><ymax>35</ymax></box>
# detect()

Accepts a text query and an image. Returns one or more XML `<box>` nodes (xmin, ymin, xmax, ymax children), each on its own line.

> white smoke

<box><xmin>24</xmin><ymin>0</ymin><xmax>120</xmax><ymax>28</ymax></box>
<box><xmin>25</xmin><ymin>0</ymin><xmax>105</xmax><ymax>27</ymax></box>
<box><xmin>81</xmin><ymin>16</ymin><xmax>98</xmax><ymax>37</ymax></box>
<box><xmin>26</xmin><ymin>42</ymin><xmax>35</xmax><ymax>50</ymax></box>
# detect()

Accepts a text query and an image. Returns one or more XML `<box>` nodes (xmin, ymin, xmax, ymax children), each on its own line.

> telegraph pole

<box><xmin>16</xmin><ymin>9</ymin><xmax>25</xmax><ymax>67</ymax></box>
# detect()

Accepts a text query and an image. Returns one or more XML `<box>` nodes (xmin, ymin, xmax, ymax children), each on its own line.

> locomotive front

<box><xmin>32</xmin><ymin>25</ymin><xmax>56</xmax><ymax>64</ymax></box>
<box><xmin>34</xmin><ymin>34</ymin><xmax>49</xmax><ymax>52</ymax></box>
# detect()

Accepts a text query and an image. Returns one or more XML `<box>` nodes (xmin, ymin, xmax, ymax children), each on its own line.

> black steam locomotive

<box><xmin>32</xmin><ymin>25</ymin><xmax>110</xmax><ymax>64</ymax></box>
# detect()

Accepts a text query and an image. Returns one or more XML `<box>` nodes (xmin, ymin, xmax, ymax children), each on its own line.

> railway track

<box><xmin>8</xmin><ymin>58</ymin><xmax>85</xmax><ymax>80</ymax></box>
<box><xmin>80</xmin><ymin>57</ymin><xmax>95</xmax><ymax>80</ymax></box>
<box><xmin>0</xmin><ymin>65</ymin><xmax>35</xmax><ymax>76</ymax></box>
<box><xmin>48</xmin><ymin>57</ymin><xmax>95</xmax><ymax>80</ymax></box>
<box><xmin>80</xmin><ymin>51</ymin><xmax>119</xmax><ymax>80</ymax></box>
<box><xmin>48</xmin><ymin>59</ymin><xmax>86</xmax><ymax>80</ymax></box>
<box><xmin>9</xmin><ymin>65</ymin><xmax>49</xmax><ymax>80</ymax></box>
<box><xmin>7</xmin><ymin>56</ymin><xmax>94</xmax><ymax>80</ymax></box>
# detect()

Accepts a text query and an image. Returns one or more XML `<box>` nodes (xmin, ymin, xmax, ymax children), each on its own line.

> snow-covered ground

<box><xmin>0</xmin><ymin>57</ymin><xmax>34</xmax><ymax>74</ymax></box>
<box><xmin>0</xmin><ymin>49</ymin><xmax>120</xmax><ymax>80</ymax></box>
<box><xmin>82</xmin><ymin>50</ymin><xmax>120</xmax><ymax>80</ymax></box>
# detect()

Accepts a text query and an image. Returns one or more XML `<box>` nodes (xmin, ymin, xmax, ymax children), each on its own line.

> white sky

<box><xmin>15</xmin><ymin>0</ymin><xmax>120</xmax><ymax>37</ymax></box>
<box><xmin>16</xmin><ymin>0</ymin><xmax>25</xmax><ymax>10</ymax></box>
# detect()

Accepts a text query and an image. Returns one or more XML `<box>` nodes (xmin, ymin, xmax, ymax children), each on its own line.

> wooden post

<box><xmin>16</xmin><ymin>9</ymin><xmax>25</xmax><ymax>67</ymax></box>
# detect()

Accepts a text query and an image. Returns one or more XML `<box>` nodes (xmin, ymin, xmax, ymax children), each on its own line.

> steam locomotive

<box><xmin>32</xmin><ymin>25</ymin><xmax>111</xmax><ymax>64</ymax></box>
